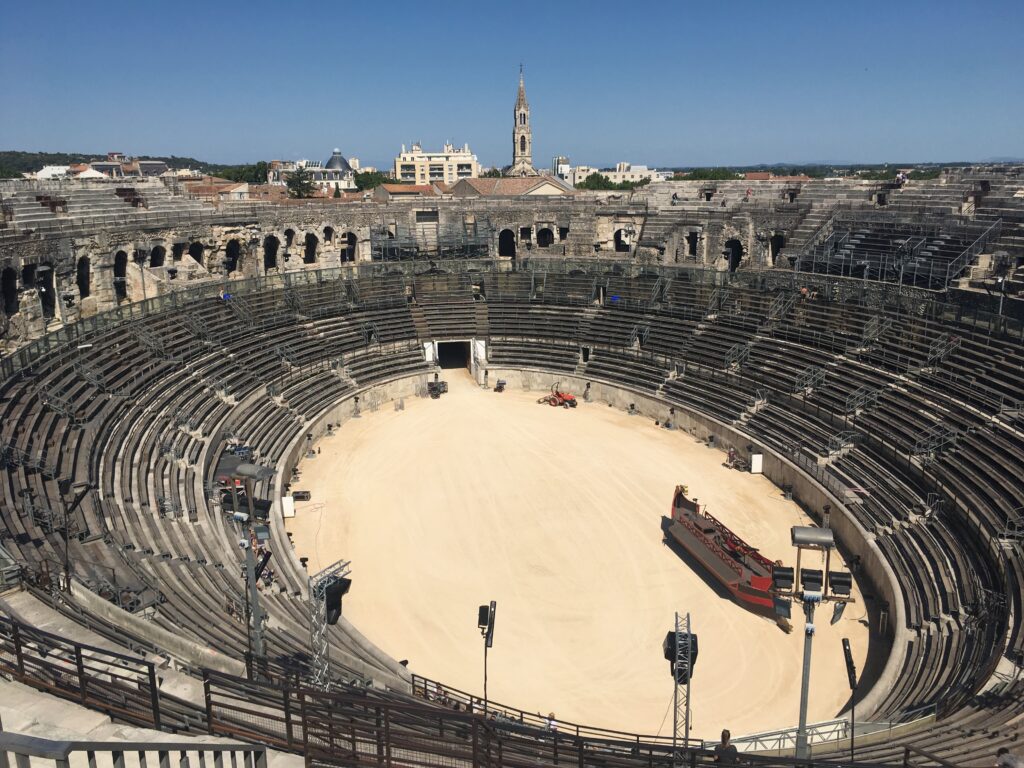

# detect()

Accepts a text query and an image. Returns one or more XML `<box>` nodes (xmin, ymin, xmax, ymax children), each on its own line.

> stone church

<box><xmin>504</xmin><ymin>67</ymin><xmax>538</xmax><ymax>177</ymax></box>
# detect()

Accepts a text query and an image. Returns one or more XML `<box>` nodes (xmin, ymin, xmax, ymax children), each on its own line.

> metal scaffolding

<box><xmin>309</xmin><ymin>558</ymin><xmax>352</xmax><ymax>689</ymax></box>
<box><xmin>793</xmin><ymin>366</ymin><xmax>826</xmax><ymax>395</ymax></box>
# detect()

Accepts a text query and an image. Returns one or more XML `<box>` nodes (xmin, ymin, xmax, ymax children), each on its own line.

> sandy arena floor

<box><xmin>287</xmin><ymin>371</ymin><xmax>869</xmax><ymax>738</ymax></box>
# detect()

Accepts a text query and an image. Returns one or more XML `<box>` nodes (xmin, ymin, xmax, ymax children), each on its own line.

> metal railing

<box><xmin>0</xmin><ymin>732</ymin><xmax>266</xmax><ymax>768</ymax></box>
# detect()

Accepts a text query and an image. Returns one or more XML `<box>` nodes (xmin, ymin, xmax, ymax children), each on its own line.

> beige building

<box><xmin>570</xmin><ymin>162</ymin><xmax>671</xmax><ymax>186</ymax></box>
<box><xmin>394</xmin><ymin>142</ymin><xmax>480</xmax><ymax>186</ymax></box>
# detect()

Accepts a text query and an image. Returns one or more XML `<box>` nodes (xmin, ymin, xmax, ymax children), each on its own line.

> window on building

<box><xmin>415</xmin><ymin>210</ymin><xmax>439</xmax><ymax>223</ymax></box>
<box><xmin>520</xmin><ymin>136</ymin><xmax>527</xmax><ymax>153</ymax></box>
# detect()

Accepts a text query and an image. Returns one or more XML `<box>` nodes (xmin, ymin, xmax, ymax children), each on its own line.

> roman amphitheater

<box><xmin>0</xmin><ymin>169</ymin><xmax>1022</xmax><ymax>766</ymax></box>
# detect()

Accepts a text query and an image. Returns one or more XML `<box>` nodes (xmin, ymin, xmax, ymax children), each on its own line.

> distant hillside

<box><xmin>0</xmin><ymin>150</ymin><xmax>232</xmax><ymax>179</ymax></box>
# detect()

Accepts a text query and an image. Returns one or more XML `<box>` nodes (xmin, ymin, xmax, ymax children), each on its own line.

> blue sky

<box><xmin>1</xmin><ymin>0</ymin><xmax>1021</xmax><ymax>168</ymax></box>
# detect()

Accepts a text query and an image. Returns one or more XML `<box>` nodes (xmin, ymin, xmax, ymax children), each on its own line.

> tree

<box><xmin>481</xmin><ymin>168</ymin><xmax>503</xmax><ymax>178</ymax></box>
<box><xmin>575</xmin><ymin>172</ymin><xmax>651</xmax><ymax>191</ymax></box>
<box><xmin>682</xmin><ymin>167</ymin><xmax>741</xmax><ymax>181</ymax></box>
<box><xmin>354</xmin><ymin>170</ymin><xmax>400</xmax><ymax>191</ymax></box>
<box><xmin>333</xmin><ymin>183</ymin><xmax>341</xmax><ymax>198</ymax></box>
<box><xmin>286</xmin><ymin>166</ymin><xmax>314</xmax><ymax>198</ymax></box>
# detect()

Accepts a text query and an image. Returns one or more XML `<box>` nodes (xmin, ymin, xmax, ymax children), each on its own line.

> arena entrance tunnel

<box><xmin>436</xmin><ymin>340</ymin><xmax>470</xmax><ymax>369</ymax></box>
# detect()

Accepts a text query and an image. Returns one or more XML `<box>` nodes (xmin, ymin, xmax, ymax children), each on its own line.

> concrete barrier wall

<box><xmin>72</xmin><ymin>577</ymin><xmax>246</xmax><ymax>677</ymax></box>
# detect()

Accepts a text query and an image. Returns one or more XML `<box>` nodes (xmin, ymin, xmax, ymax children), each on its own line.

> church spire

<box><xmin>506</xmin><ymin>66</ymin><xmax>537</xmax><ymax>177</ymax></box>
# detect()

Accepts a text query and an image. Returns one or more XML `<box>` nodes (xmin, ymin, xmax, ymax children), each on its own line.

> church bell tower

<box><xmin>507</xmin><ymin>66</ymin><xmax>538</xmax><ymax>177</ymax></box>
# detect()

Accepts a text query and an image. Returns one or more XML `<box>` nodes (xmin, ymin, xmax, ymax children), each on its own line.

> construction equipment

<box><xmin>427</xmin><ymin>380</ymin><xmax>448</xmax><ymax>399</ymax></box>
<box><xmin>537</xmin><ymin>382</ymin><xmax>577</xmax><ymax>408</ymax></box>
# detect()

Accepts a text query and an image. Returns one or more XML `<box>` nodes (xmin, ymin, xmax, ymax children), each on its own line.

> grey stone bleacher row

<box><xmin>0</xmin><ymin>282</ymin><xmax>434</xmax><ymax>686</ymax></box>
<box><xmin>475</xmin><ymin>273</ymin><xmax>1019</xmax><ymax>723</ymax></box>
<box><xmin>0</xmin><ymin>264</ymin><xmax>1022</xmax><ymax>761</ymax></box>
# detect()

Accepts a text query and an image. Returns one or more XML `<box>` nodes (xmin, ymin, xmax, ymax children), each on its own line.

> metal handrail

<box><xmin>0</xmin><ymin>732</ymin><xmax>266</xmax><ymax>768</ymax></box>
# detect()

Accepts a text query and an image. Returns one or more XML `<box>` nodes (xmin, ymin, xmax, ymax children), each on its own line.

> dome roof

<box><xmin>325</xmin><ymin>148</ymin><xmax>353</xmax><ymax>173</ymax></box>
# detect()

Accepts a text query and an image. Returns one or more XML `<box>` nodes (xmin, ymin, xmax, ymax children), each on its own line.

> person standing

<box><xmin>713</xmin><ymin>730</ymin><xmax>739</xmax><ymax>764</ymax></box>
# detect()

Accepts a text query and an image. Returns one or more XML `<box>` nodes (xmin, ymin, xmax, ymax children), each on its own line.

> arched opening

<box><xmin>113</xmin><ymin>250</ymin><xmax>128</xmax><ymax>301</ymax></box>
<box><xmin>686</xmin><ymin>231</ymin><xmax>700</xmax><ymax>258</ymax></box>
<box><xmin>263</xmin><ymin>235</ymin><xmax>280</xmax><ymax>271</ymax></box>
<box><xmin>303</xmin><ymin>233</ymin><xmax>319</xmax><ymax>264</ymax></box>
<box><xmin>724</xmin><ymin>239</ymin><xmax>744</xmax><ymax>272</ymax></box>
<box><xmin>536</xmin><ymin>228</ymin><xmax>554</xmax><ymax>248</ymax></box>
<box><xmin>224</xmin><ymin>239</ymin><xmax>241</xmax><ymax>274</ymax></box>
<box><xmin>284</xmin><ymin>229</ymin><xmax>295</xmax><ymax>248</ymax></box>
<box><xmin>149</xmin><ymin>246</ymin><xmax>166</xmax><ymax>268</ymax></box>
<box><xmin>187</xmin><ymin>242</ymin><xmax>205</xmax><ymax>265</ymax></box>
<box><xmin>324</xmin><ymin>226</ymin><xmax>335</xmax><ymax>244</ymax></box>
<box><xmin>76</xmin><ymin>256</ymin><xmax>91</xmax><ymax>299</ymax></box>
<box><xmin>341</xmin><ymin>232</ymin><xmax>357</xmax><ymax>263</ymax></box>
<box><xmin>613</xmin><ymin>229</ymin><xmax>631</xmax><ymax>253</ymax></box>
<box><xmin>1</xmin><ymin>267</ymin><xmax>18</xmax><ymax>315</ymax></box>
<box><xmin>519</xmin><ymin>135</ymin><xmax>527</xmax><ymax>153</ymax></box>
<box><xmin>498</xmin><ymin>229</ymin><xmax>516</xmax><ymax>258</ymax></box>
<box><xmin>37</xmin><ymin>264</ymin><xmax>55</xmax><ymax>319</ymax></box>
<box><xmin>171</xmin><ymin>243</ymin><xmax>187</xmax><ymax>261</ymax></box>
<box><xmin>21</xmin><ymin>264</ymin><xmax>36</xmax><ymax>288</ymax></box>
<box><xmin>769</xmin><ymin>234</ymin><xmax>786</xmax><ymax>266</ymax></box>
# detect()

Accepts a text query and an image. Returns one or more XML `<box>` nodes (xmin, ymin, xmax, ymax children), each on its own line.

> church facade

<box><xmin>504</xmin><ymin>68</ymin><xmax>538</xmax><ymax>177</ymax></box>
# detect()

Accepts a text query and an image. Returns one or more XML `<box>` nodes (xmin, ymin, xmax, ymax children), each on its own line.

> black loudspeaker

<box><xmin>325</xmin><ymin>577</ymin><xmax>352</xmax><ymax>625</ymax></box>
<box><xmin>478</xmin><ymin>604</ymin><xmax>491</xmax><ymax>629</ymax></box>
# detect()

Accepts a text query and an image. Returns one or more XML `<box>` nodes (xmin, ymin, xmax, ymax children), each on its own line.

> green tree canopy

<box><xmin>681</xmin><ymin>167</ymin><xmax>741</xmax><ymax>181</ymax></box>
<box><xmin>481</xmin><ymin>168</ymin><xmax>503</xmax><ymax>178</ymax></box>
<box><xmin>575</xmin><ymin>173</ymin><xmax>651</xmax><ymax>191</ymax></box>
<box><xmin>355</xmin><ymin>170</ymin><xmax>401</xmax><ymax>191</ymax></box>
<box><xmin>286</xmin><ymin>166</ymin><xmax>315</xmax><ymax>198</ymax></box>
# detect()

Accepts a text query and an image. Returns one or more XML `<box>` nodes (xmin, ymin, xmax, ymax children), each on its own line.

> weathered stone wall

<box><xmin>0</xmin><ymin>186</ymin><xmax>819</xmax><ymax>351</ymax></box>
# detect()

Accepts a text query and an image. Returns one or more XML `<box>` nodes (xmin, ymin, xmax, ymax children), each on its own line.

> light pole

<box><xmin>57</xmin><ymin>480</ymin><xmax>94</xmax><ymax>595</ymax></box>
<box><xmin>770</xmin><ymin>525</ymin><xmax>854</xmax><ymax>760</ymax></box>
<box><xmin>478</xmin><ymin>601</ymin><xmax>496</xmax><ymax>713</ymax></box>
<box><xmin>662</xmin><ymin>611</ymin><xmax>697</xmax><ymax>763</ymax></box>
<box><xmin>843</xmin><ymin>637</ymin><xmax>858</xmax><ymax>763</ymax></box>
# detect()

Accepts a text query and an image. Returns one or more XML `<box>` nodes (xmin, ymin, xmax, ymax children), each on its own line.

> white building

<box><xmin>394</xmin><ymin>142</ymin><xmax>480</xmax><ymax>186</ymax></box>
<box><xmin>267</xmin><ymin>148</ymin><xmax>357</xmax><ymax>191</ymax></box>
<box><xmin>552</xmin><ymin>156</ymin><xmax>571</xmax><ymax>181</ymax></box>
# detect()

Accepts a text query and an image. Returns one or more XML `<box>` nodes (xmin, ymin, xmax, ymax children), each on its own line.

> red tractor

<box><xmin>538</xmin><ymin>382</ymin><xmax>578</xmax><ymax>408</ymax></box>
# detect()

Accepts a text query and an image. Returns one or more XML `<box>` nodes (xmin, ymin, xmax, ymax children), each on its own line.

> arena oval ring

<box><xmin>1</xmin><ymin>252</ymin><xmax>1022</xmax><ymax>764</ymax></box>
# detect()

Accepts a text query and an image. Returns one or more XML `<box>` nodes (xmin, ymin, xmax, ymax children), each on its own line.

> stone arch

<box><xmin>303</xmin><ymin>232</ymin><xmax>319</xmax><ymax>264</ymax></box>
<box><xmin>1</xmin><ymin>267</ymin><xmax>18</xmax><ymax>315</ymax></box>
<box><xmin>113</xmin><ymin>250</ymin><xmax>129</xmax><ymax>301</ymax></box>
<box><xmin>21</xmin><ymin>264</ymin><xmax>36</xmax><ymax>288</ymax></box>
<box><xmin>769</xmin><ymin>234</ymin><xmax>786</xmax><ymax>266</ymax></box>
<box><xmin>613</xmin><ymin>229</ymin><xmax>631</xmax><ymax>253</ymax></box>
<box><xmin>37</xmin><ymin>263</ymin><xmax>56</xmax><ymax>319</ymax></box>
<box><xmin>536</xmin><ymin>227</ymin><xmax>554</xmax><ymax>248</ymax></box>
<box><xmin>149</xmin><ymin>245</ymin><xmax>166</xmax><ymax>268</ymax></box>
<box><xmin>224</xmin><ymin>239</ymin><xmax>241</xmax><ymax>274</ymax></box>
<box><xmin>263</xmin><ymin>235</ymin><xmax>280</xmax><ymax>271</ymax></box>
<box><xmin>284</xmin><ymin>228</ymin><xmax>296</xmax><ymax>248</ymax></box>
<box><xmin>76</xmin><ymin>256</ymin><xmax>91</xmax><ymax>299</ymax></box>
<box><xmin>172</xmin><ymin>242</ymin><xmax>187</xmax><ymax>261</ymax></box>
<box><xmin>724</xmin><ymin>238</ymin><xmax>744</xmax><ymax>272</ymax></box>
<box><xmin>498</xmin><ymin>229</ymin><xmax>516</xmax><ymax>258</ymax></box>
<box><xmin>341</xmin><ymin>232</ymin><xmax>357</xmax><ymax>263</ymax></box>
<box><xmin>187</xmin><ymin>242</ymin><xmax>205</xmax><ymax>265</ymax></box>
<box><xmin>324</xmin><ymin>226</ymin><xmax>335</xmax><ymax>244</ymax></box>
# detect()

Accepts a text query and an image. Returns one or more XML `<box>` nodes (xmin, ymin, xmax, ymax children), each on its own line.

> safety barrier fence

<box><xmin>0</xmin><ymin>610</ymin><xmax>922</xmax><ymax>767</ymax></box>
<box><xmin>0</xmin><ymin>733</ymin><xmax>267</xmax><ymax>768</ymax></box>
